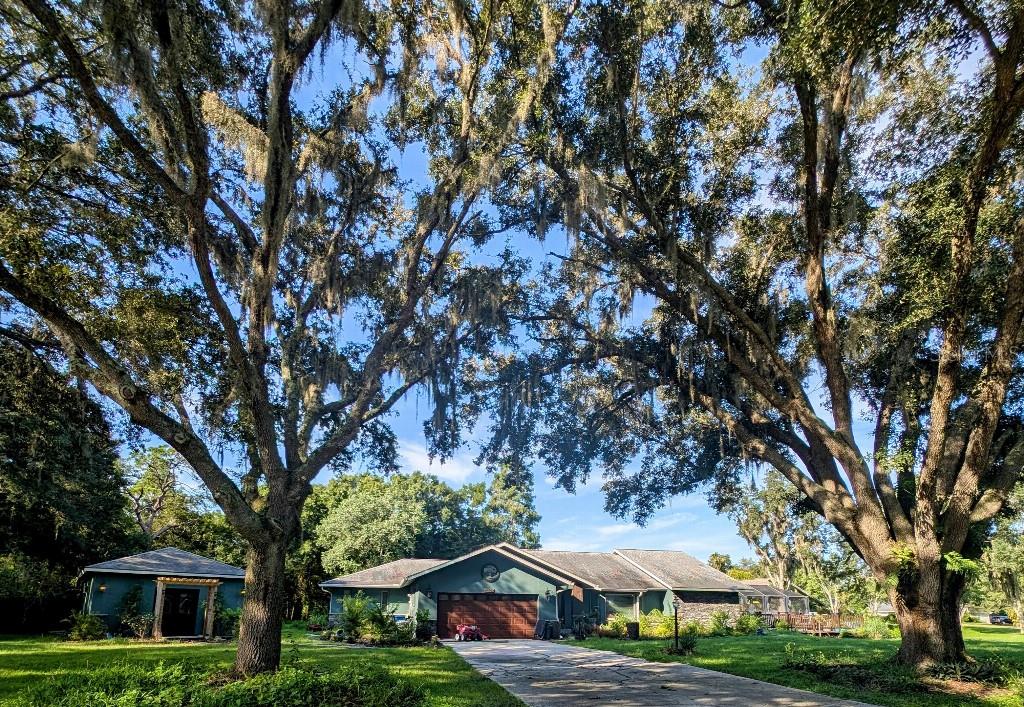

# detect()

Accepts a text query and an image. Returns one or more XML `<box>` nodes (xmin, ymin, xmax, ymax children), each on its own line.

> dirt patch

<box><xmin>921</xmin><ymin>676</ymin><xmax>1015</xmax><ymax>701</ymax></box>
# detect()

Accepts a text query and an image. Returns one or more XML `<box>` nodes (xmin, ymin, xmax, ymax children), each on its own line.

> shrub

<box><xmin>306</xmin><ymin>611</ymin><xmax>328</xmax><ymax>631</ymax></box>
<box><xmin>847</xmin><ymin>615</ymin><xmax>899</xmax><ymax>640</ymax></box>
<box><xmin>681</xmin><ymin>619</ymin><xmax>706</xmax><ymax>637</ymax></box>
<box><xmin>117</xmin><ymin>585</ymin><xmax>145</xmax><ymax>636</ymax></box>
<box><xmin>708</xmin><ymin>611</ymin><xmax>732</xmax><ymax>636</ymax></box>
<box><xmin>340</xmin><ymin>592</ymin><xmax>370</xmax><ymax>641</ymax></box>
<box><xmin>781</xmin><ymin>644</ymin><xmax>917</xmax><ymax>693</ymax></box>
<box><xmin>413</xmin><ymin>609</ymin><xmax>435</xmax><ymax>641</ymax></box>
<box><xmin>598</xmin><ymin>613</ymin><xmax>629</xmax><ymax>638</ymax></box>
<box><xmin>925</xmin><ymin>658</ymin><xmax>1016</xmax><ymax>686</ymax></box>
<box><xmin>360</xmin><ymin>603</ymin><xmax>416</xmax><ymax>646</ymax></box>
<box><xmin>199</xmin><ymin>664</ymin><xmax>424</xmax><ymax>706</ymax></box>
<box><xmin>7</xmin><ymin>660</ymin><xmax>425</xmax><ymax>707</ymax></box>
<box><xmin>774</xmin><ymin>618</ymin><xmax>793</xmax><ymax>631</ymax></box>
<box><xmin>639</xmin><ymin>609</ymin><xmax>674</xmax><ymax>639</ymax></box>
<box><xmin>66</xmin><ymin>611</ymin><xmax>106</xmax><ymax>641</ymax></box>
<box><xmin>961</xmin><ymin>612</ymin><xmax>976</xmax><ymax>623</ymax></box>
<box><xmin>211</xmin><ymin>593</ymin><xmax>241</xmax><ymax>638</ymax></box>
<box><xmin>733</xmin><ymin>613</ymin><xmax>762</xmax><ymax>635</ymax></box>
<box><xmin>363</xmin><ymin>603</ymin><xmax>398</xmax><ymax>643</ymax></box>
<box><xmin>665</xmin><ymin>632</ymin><xmax>698</xmax><ymax>655</ymax></box>
<box><xmin>123</xmin><ymin>613</ymin><xmax>155</xmax><ymax>639</ymax></box>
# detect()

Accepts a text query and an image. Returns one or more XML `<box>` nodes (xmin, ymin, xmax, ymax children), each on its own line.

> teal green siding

<box><xmin>557</xmin><ymin>589</ymin><xmax>668</xmax><ymax>626</ymax></box>
<box><xmin>83</xmin><ymin>573</ymin><xmax>244</xmax><ymax>636</ymax></box>
<box><xmin>641</xmin><ymin>591</ymin><xmax>666</xmax><ymax>613</ymax></box>
<box><xmin>327</xmin><ymin>588</ymin><xmax>412</xmax><ymax>617</ymax></box>
<box><xmin>327</xmin><ymin>549</ymin><xmax>563</xmax><ymax>624</ymax></box>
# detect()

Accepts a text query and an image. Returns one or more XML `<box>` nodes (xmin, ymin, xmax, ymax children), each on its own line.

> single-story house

<box><xmin>320</xmin><ymin>543</ymin><xmax>755</xmax><ymax>638</ymax></box>
<box><xmin>82</xmin><ymin>547</ymin><xmax>245</xmax><ymax>638</ymax></box>
<box><xmin>743</xmin><ymin>578</ymin><xmax>812</xmax><ymax>614</ymax></box>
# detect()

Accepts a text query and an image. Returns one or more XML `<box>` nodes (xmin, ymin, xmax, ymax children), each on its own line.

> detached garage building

<box><xmin>320</xmin><ymin>543</ymin><xmax>751</xmax><ymax>638</ymax></box>
<box><xmin>82</xmin><ymin>547</ymin><xmax>245</xmax><ymax>638</ymax></box>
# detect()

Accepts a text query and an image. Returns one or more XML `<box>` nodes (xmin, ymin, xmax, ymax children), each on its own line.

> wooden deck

<box><xmin>758</xmin><ymin>612</ymin><xmax>863</xmax><ymax>635</ymax></box>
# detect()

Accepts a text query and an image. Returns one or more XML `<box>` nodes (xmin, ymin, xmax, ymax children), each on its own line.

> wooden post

<box><xmin>153</xmin><ymin>580</ymin><xmax>166</xmax><ymax>639</ymax></box>
<box><xmin>204</xmin><ymin>584</ymin><xmax>219</xmax><ymax>638</ymax></box>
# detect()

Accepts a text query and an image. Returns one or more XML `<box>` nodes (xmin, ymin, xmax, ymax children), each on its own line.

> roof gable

<box><xmin>318</xmin><ymin>545</ymin><xmax>749</xmax><ymax>593</ymax></box>
<box><xmin>320</xmin><ymin>545</ymin><xmax>577</xmax><ymax>590</ymax></box>
<box><xmin>84</xmin><ymin>548</ymin><xmax>244</xmax><ymax>579</ymax></box>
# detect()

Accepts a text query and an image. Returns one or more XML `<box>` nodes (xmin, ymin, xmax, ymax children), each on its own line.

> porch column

<box><xmin>203</xmin><ymin>583</ymin><xmax>219</xmax><ymax>638</ymax></box>
<box><xmin>153</xmin><ymin>579</ymin><xmax>166</xmax><ymax>639</ymax></box>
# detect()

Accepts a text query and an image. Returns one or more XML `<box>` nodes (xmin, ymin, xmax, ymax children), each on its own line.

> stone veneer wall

<box><xmin>677</xmin><ymin>601</ymin><xmax>744</xmax><ymax>624</ymax></box>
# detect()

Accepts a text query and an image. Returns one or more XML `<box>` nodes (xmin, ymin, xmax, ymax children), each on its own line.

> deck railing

<box><xmin>757</xmin><ymin>612</ymin><xmax>864</xmax><ymax>632</ymax></box>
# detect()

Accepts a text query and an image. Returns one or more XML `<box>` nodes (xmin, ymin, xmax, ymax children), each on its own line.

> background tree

<box><xmin>316</xmin><ymin>477</ymin><xmax>427</xmax><ymax>576</ymax></box>
<box><xmin>707</xmin><ymin>553</ymin><xmax>732</xmax><ymax>573</ymax></box>
<box><xmin>122</xmin><ymin>446</ymin><xmax>202</xmax><ymax>544</ymax></box>
<box><xmin>723</xmin><ymin>471</ymin><xmax>804</xmax><ymax>589</ymax></box>
<box><xmin>478</xmin><ymin>465</ymin><xmax>542</xmax><ymax>549</ymax></box>
<box><xmin>1</xmin><ymin>0</ymin><xmax>575</xmax><ymax>673</ymax></box>
<box><xmin>725</xmin><ymin>559</ymin><xmax>763</xmax><ymax>582</ymax></box>
<box><xmin>314</xmin><ymin>470</ymin><xmax>541</xmax><ymax>575</ymax></box>
<box><xmin>795</xmin><ymin>520</ymin><xmax>868</xmax><ymax>615</ymax></box>
<box><xmin>481</xmin><ymin>0</ymin><xmax>1024</xmax><ymax>666</ymax></box>
<box><xmin>0</xmin><ymin>340</ymin><xmax>135</xmax><ymax>627</ymax></box>
<box><xmin>983</xmin><ymin>484</ymin><xmax>1024</xmax><ymax>633</ymax></box>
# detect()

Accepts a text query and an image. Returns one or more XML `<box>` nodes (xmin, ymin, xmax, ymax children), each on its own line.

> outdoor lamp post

<box><xmin>672</xmin><ymin>595</ymin><xmax>683</xmax><ymax>651</ymax></box>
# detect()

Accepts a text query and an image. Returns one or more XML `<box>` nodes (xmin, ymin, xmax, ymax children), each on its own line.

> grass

<box><xmin>582</xmin><ymin>624</ymin><xmax>1024</xmax><ymax>707</ymax></box>
<box><xmin>0</xmin><ymin>622</ymin><xmax>523</xmax><ymax>707</ymax></box>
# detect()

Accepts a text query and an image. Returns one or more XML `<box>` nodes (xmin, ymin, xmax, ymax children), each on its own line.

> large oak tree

<box><xmin>480</xmin><ymin>0</ymin><xmax>1024</xmax><ymax>666</ymax></box>
<box><xmin>0</xmin><ymin>0</ymin><xmax>574</xmax><ymax>673</ymax></box>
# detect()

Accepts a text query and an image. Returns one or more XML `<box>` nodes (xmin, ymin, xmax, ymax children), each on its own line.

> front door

<box><xmin>161</xmin><ymin>587</ymin><xmax>200</xmax><ymax>636</ymax></box>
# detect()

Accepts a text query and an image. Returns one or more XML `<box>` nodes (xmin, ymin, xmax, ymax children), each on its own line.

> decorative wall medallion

<box><xmin>481</xmin><ymin>563</ymin><xmax>500</xmax><ymax>582</ymax></box>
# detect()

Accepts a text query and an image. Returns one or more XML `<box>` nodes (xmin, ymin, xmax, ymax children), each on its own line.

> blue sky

<box><xmin>330</xmin><ymin>387</ymin><xmax>759</xmax><ymax>562</ymax></box>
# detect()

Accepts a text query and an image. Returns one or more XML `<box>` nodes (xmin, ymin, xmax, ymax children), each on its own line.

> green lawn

<box><xmin>0</xmin><ymin>623</ymin><xmax>523</xmax><ymax>707</ymax></box>
<box><xmin>582</xmin><ymin>624</ymin><xmax>1024</xmax><ymax>707</ymax></box>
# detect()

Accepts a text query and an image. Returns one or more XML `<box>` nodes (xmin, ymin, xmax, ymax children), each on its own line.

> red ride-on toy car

<box><xmin>454</xmin><ymin>624</ymin><xmax>488</xmax><ymax>641</ymax></box>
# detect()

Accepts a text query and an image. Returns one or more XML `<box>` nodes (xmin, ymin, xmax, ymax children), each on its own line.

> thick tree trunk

<box><xmin>233</xmin><ymin>538</ymin><xmax>288</xmax><ymax>676</ymax></box>
<box><xmin>892</xmin><ymin>570</ymin><xmax>966</xmax><ymax>667</ymax></box>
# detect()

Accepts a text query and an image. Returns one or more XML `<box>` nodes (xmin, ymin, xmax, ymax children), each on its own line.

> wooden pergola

<box><xmin>153</xmin><ymin>576</ymin><xmax>221</xmax><ymax>639</ymax></box>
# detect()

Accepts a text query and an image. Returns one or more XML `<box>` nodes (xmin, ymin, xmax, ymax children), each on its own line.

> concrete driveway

<box><xmin>449</xmin><ymin>640</ymin><xmax>874</xmax><ymax>707</ymax></box>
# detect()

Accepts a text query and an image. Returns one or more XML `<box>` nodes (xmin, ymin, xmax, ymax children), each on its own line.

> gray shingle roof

<box><xmin>744</xmin><ymin>579</ymin><xmax>787</xmax><ymax>597</ymax></box>
<box><xmin>321</xmin><ymin>558</ymin><xmax>447</xmax><ymax>588</ymax></box>
<box><xmin>614</xmin><ymin>549</ymin><xmax>747</xmax><ymax>591</ymax></box>
<box><xmin>318</xmin><ymin>545</ymin><xmax>747</xmax><ymax>593</ymax></box>
<box><xmin>84</xmin><ymin>548</ymin><xmax>245</xmax><ymax>579</ymax></box>
<box><xmin>519</xmin><ymin>550</ymin><xmax>664</xmax><ymax>590</ymax></box>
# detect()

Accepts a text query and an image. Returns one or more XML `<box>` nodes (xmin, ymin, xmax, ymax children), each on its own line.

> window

<box><xmin>380</xmin><ymin>591</ymin><xmax>389</xmax><ymax>607</ymax></box>
<box><xmin>605</xmin><ymin>593</ymin><xmax>637</xmax><ymax>619</ymax></box>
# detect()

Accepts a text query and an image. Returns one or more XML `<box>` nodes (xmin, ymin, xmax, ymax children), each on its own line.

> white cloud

<box><xmin>397</xmin><ymin>440</ymin><xmax>479</xmax><ymax>485</ymax></box>
<box><xmin>645</xmin><ymin>512</ymin><xmax>697</xmax><ymax>531</ymax></box>
<box><xmin>593</xmin><ymin>523</ymin><xmax>636</xmax><ymax>538</ymax></box>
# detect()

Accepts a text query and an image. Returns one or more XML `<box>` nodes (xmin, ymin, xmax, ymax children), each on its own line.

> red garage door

<box><xmin>437</xmin><ymin>593</ymin><xmax>538</xmax><ymax>638</ymax></box>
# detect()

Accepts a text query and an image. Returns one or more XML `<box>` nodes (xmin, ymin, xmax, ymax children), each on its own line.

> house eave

<box><xmin>403</xmin><ymin>544</ymin><xmax>578</xmax><ymax>587</ymax></box>
<box><xmin>82</xmin><ymin>568</ymin><xmax>244</xmax><ymax>580</ymax></box>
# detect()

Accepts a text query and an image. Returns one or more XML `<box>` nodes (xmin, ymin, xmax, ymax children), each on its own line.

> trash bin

<box><xmin>626</xmin><ymin>621</ymin><xmax>640</xmax><ymax>640</ymax></box>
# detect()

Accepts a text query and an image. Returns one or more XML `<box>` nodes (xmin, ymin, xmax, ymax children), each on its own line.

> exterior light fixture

<box><xmin>671</xmin><ymin>595</ymin><xmax>683</xmax><ymax>651</ymax></box>
<box><xmin>98</xmin><ymin>583</ymin><xmax>107</xmax><ymax>593</ymax></box>
<box><xmin>425</xmin><ymin>590</ymin><xmax>433</xmax><ymax>599</ymax></box>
